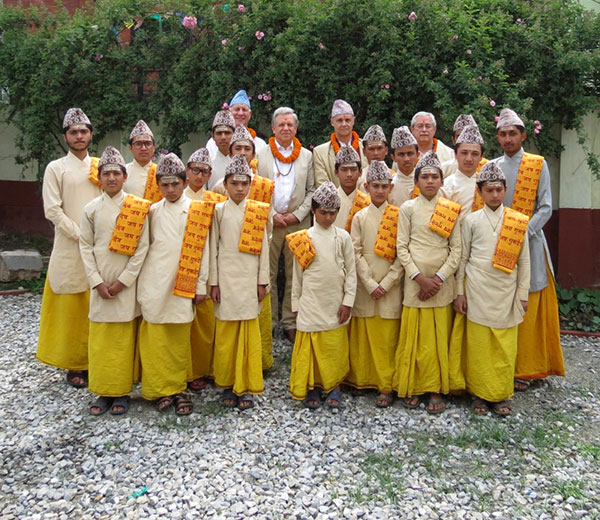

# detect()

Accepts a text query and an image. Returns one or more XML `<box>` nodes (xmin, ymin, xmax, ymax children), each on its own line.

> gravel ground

<box><xmin>0</xmin><ymin>293</ymin><xmax>599</xmax><ymax>520</ymax></box>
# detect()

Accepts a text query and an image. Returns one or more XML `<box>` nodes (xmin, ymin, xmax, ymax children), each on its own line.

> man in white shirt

<box><xmin>205</xmin><ymin>110</ymin><xmax>235</xmax><ymax>190</ymax></box>
<box><xmin>256</xmin><ymin>107</ymin><xmax>315</xmax><ymax>341</ymax></box>
<box><xmin>410</xmin><ymin>111</ymin><xmax>454</xmax><ymax>164</ymax></box>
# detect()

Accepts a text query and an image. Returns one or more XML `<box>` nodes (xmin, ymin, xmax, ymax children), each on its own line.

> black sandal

<box><xmin>174</xmin><ymin>393</ymin><xmax>194</xmax><ymax>416</ymax></box>
<box><xmin>66</xmin><ymin>370</ymin><xmax>87</xmax><ymax>388</ymax></box>
<box><xmin>110</xmin><ymin>396</ymin><xmax>130</xmax><ymax>416</ymax></box>
<box><xmin>90</xmin><ymin>396</ymin><xmax>112</xmax><ymax>416</ymax></box>
<box><xmin>221</xmin><ymin>389</ymin><xmax>238</xmax><ymax>408</ymax></box>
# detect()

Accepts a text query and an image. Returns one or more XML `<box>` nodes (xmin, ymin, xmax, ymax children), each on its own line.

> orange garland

<box><xmin>269</xmin><ymin>137</ymin><xmax>302</xmax><ymax>164</ymax></box>
<box><xmin>330</xmin><ymin>131</ymin><xmax>360</xmax><ymax>155</ymax></box>
<box><xmin>248</xmin><ymin>128</ymin><xmax>257</xmax><ymax>139</ymax></box>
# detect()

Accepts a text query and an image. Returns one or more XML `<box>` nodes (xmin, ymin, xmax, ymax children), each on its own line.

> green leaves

<box><xmin>557</xmin><ymin>285</ymin><xmax>600</xmax><ymax>332</ymax></box>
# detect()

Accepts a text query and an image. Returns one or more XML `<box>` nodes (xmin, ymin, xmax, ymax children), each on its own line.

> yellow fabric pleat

<box><xmin>138</xmin><ymin>320</ymin><xmax>191</xmax><ymax>400</ymax></box>
<box><xmin>392</xmin><ymin>305</ymin><xmax>456</xmax><ymax>397</ymax></box>
<box><xmin>188</xmin><ymin>298</ymin><xmax>216</xmax><ymax>381</ymax></box>
<box><xmin>289</xmin><ymin>326</ymin><xmax>349</xmax><ymax>400</ymax></box>
<box><xmin>88</xmin><ymin>320</ymin><xmax>137</xmax><ymax>396</ymax></box>
<box><xmin>213</xmin><ymin>319</ymin><xmax>264</xmax><ymax>396</ymax></box>
<box><xmin>133</xmin><ymin>316</ymin><xmax>142</xmax><ymax>384</ymax></box>
<box><xmin>515</xmin><ymin>259</ymin><xmax>565</xmax><ymax>379</ymax></box>
<box><xmin>259</xmin><ymin>293</ymin><xmax>274</xmax><ymax>370</ymax></box>
<box><xmin>36</xmin><ymin>277</ymin><xmax>90</xmax><ymax>370</ymax></box>
<box><xmin>451</xmin><ymin>314</ymin><xmax>517</xmax><ymax>402</ymax></box>
<box><xmin>346</xmin><ymin>317</ymin><xmax>400</xmax><ymax>393</ymax></box>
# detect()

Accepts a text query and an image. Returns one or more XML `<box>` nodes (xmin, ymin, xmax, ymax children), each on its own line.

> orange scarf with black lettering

<box><xmin>373</xmin><ymin>204</ymin><xmax>400</xmax><ymax>262</ymax></box>
<box><xmin>143</xmin><ymin>163</ymin><xmax>162</xmax><ymax>203</ymax></box>
<box><xmin>429</xmin><ymin>197</ymin><xmax>462</xmax><ymax>238</ymax></box>
<box><xmin>286</xmin><ymin>229</ymin><xmax>316</xmax><ymax>270</ymax></box>
<box><xmin>88</xmin><ymin>157</ymin><xmax>101</xmax><ymax>187</ymax></box>
<box><xmin>345</xmin><ymin>190</ymin><xmax>371</xmax><ymax>232</ymax></box>
<box><xmin>492</xmin><ymin>207</ymin><xmax>529</xmax><ymax>274</ymax></box>
<box><xmin>511</xmin><ymin>153</ymin><xmax>544</xmax><ymax>218</ymax></box>
<box><xmin>238</xmin><ymin>200</ymin><xmax>270</xmax><ymax>255</ymax></box>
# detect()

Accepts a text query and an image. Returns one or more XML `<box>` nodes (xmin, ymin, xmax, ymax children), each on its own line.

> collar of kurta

<box><xmin>102</xmin><ymin>189</ymin><xmax>126</xmax><ymax>205</ymax></box>
<box><xmin>133</xmin><ymin>159</ymin><xmax>153</xmax><ymax>170</ymax></box>
<box><xmin>67</xmin><ymin>150</ymin><xmax>90</xmax><ymax>164</ymax></box>
<box><xmin>504</xmin><ymin>148</ymin><xmax>525</xmax><ymax>162</ymax></box>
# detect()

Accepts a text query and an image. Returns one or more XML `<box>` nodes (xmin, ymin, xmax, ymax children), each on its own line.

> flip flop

<box><xmin>376</xmin><ymin>393</ymin><xmax>394</xmax><ymax>408</ymax></box>
<box><xmin>156</xmin><ymin>395</ymin><xmax>174</xmax><ymax>412</ymax></box>
<box><xmin>325</xmin><ymin>389</ymin><xmax>343</xmax><ymax>409</ymax></box>
<box><xmin>110</xmin><ymin>396</ymin><xmax>130</xmax><ymax>416</ymax></box>
<box><xmin>188</xmin><ymin>378</ymin><xmax>207</xmax><ymax>392</ymax></box>
<box><xmin>402</xmin><ymin>395</ymin><xmax>422</xmax><ymax>409</ymax></box>
<box><xmin>514</xmin><ymin>379</ymin><xmax>530</xmax><ymax>392</ymax></box>
<box><xmin>90</xmin><ymin>396</ymin><xmax>112</xmax><ymax>416</ymax></box>
<box><xmin>238</xmin><ymin>394</ymin><xmax>254</xmax><ymax>411</ymax></box>
<box><xmin>427</xmin><ymin>395</ymin><xmax>446</xmax><ymax>415</ymax></box>
<box><xmin>304</xmin><ymin>389</ymin><xmax>322</xmax><ymax>410</ymax></box>
<box><xmin>472</xmin><ymin>398</ymin><xmax>490</xmax><ymax>415</ymax></box>
<box><xmin>66</xmin><ymin>370</ymin><xmax>87</xmax><ymax>389</ymax></box>
<box><xmin>221</xmin><ymin>389</ymin><xmax>238</xmax><ymax>408</ymax></box>
<box><xmin>174</xmin><ymin>393</ymin><xmax>194</xmax><ymax>416</ymax></box>
<box><xmin>492</xmin><ymin>401</ymin><xmax>511</xmax><ymax>416</ymax></box>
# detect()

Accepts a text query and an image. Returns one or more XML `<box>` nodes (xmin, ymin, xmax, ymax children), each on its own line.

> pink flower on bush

<box><xmin>381</xmin><ymin>84</ymin><xmax>390</xmax><ymax>89</ymax></box>
<box><xmin>534</xmin><ymin>120</ymin><xmax>540</xmax><ymax>125</ymax></box>
<box><xmin>452</xmin><ymin>35</ymin><xmax>459</xmax><ymax>40</ymax></box>
<box><xmin>238</xmin><ymin>4</ymin><xmax>246</xmax><ymax>13</ymax></box>
<box><xmin>182</xmin><ymin>16</ymin><xmax>197</xmax><ymax>30</ymax></box>
<box><xmin>222</xmin><ymin>103</ymin><xmax>229</xmax><ymax>110</ymax></box>
<box><xmin>494</xmin><ymin>116</ymin><xmax>499</xmax><ymax>122</ymax></box>
<box><xmin>408</xmin><ymin>12</ymin><xmax>417</xmax><ymax>21</ymax></box>
<box><xmin>534</xmin><ymin>128</ymin><xmax>540</xmax><ymax>134</ymax></box>
<box><xmin>477</xmin><ymin>76</ymin><xmax>483</xmax><ymax>81</ymax></box>
<box><xmin>221</xmin><ymin>39</ymin><xmax>228</xmax><ymax>45</ymax></box>
<box><xmin>95</xmin><ymin>54</ymin><xmax>103</xmax><ymax>61</ymax></box>
<box><xmin>517</xmin><ymin>18</ymin><xmax>523</xmax><ymax>23</ymax></box>
<box><xmin>255</xmin><ymin>31</ymin><xmax>265</xmax><ymax>40</ymax></box>
<box><xmin>442</xmin><ymin>68</ymin><xmax>448</xmax><ymax>74</ymax></box>
<box><xmin>318</xmin><ymin>42</ymin><xmax>324</xmax><ymax>50</ymax></box>
<box><xmin>489</xmin><ymin>99</ymin><xmax>496</xmax><ymax>107</ymax></box>
<box><xmin>466</xmin><ymin>49</ymin><xmax>472</xmax><ymax>55</ymax></box>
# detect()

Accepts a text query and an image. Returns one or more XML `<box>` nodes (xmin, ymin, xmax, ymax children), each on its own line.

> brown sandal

<box><xmin>376</xmin><ymin>393</ymin><xmax>394</xmax><ymax>408</ymax></box>
<box><xmin>156</xmin><ymin>395</ymin><xmax>174</xmax><ymax>412</ymax></box>
<box><xmin>174</xmin><ymin>393</ymin><xmax>193</xmax><ymax>415</ymax></box>
<box><xmin>472</xmin><ymin>398</ymin><xmax>490</xmax><ymax>415</ymax></box>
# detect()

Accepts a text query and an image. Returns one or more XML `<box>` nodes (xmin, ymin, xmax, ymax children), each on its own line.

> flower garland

<box><xmin>330</xmin><ymin>131</ymin><xmax>360</xmax><ymax>155</ymax></box>
<box><xmin>248</xmin><ymin>128</ymin><xmax>257</xmax><ymax>139</ymax></box>
<box><xmin>269</xmin><ymin>137</ymin><xmax>302</xmax><ymax>164</ymax></box>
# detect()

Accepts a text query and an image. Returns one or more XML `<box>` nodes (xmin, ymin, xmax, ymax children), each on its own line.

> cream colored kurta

<box><xmin>440</xmin><ymin>169</ymin><xmax>478</xmax><ymax>223</ymax></box>
<box><xmin>206</xmin><ymin>150</ymin><xmax>231</xmax><ymax>191</ymax></box>
<box><xmin>79</xmin><ymin>190</ymin><xmax>150</xmax><ymax>322</ymax></box>
<box><xmin>456</xmin><ymin>205</ymin><xmax>530</xmax><ymax>329</ymax></box>
<box><xmin>432</xmin><ymin>139</ymin><xmax>455</xmax><ymax>164</ymax></box>
<box><xmin>388</xmin><ymin>171</ymin><xmax>416</xmax><ymax>207</ymax></box>
<box><xmin>137</xmin><ymin>195</ymin><xmax>208</xmax><ymax>324</ymax></box>
<box><xmin>333</xmin><ymin>186</ymin><xmax>358</xmax><ymax>229</ymax></box>
<box><xmin>396</xmin><ymin>193</ymin><xmax>461</xmax><ymax>307</ymax></box>
<box><xmin>124</xmin><ymin>160</ymin><xmax>155</xmax><ymax>198</ymax></box>
<box><xmin>291</xmin><ymin>223</ymin><xmax>357</xmax><ymax>332</ymax></box>
<box><xmin>351</xmin><ymin>202</ymin><xmax>403</xmax><ymax>318</ymax></box>
<box><xmin>184</xmin><ymin>185</ymin><xmax>206</xmax><ymax>201</ymax></box>
<box><xmin>313</xmin><ymin>140</ymin><xmax>368</xmax><ymax>187</ymax></box>
<box><xmin>209</xmin><ymin>197</ymin><xmax>270</xmax><ymax>321</ymax></box>
<box><xmin>43</xmin><ymin>151</ymin><xmax>102</xmax><ymax>294</ymax></box>
<box><xmin>441</xmin><ymin>158</ymin><xmax>459</xmax><ymax>178</ymax></box>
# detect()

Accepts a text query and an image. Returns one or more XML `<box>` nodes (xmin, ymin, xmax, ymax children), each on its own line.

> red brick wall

<box><xmin>4</xmin><ymin>0</ymin><xmax>89</xmax><ymax>14</ymax></box>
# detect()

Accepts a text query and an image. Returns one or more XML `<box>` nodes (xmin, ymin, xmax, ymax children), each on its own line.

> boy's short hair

<box><xmin>334</xmin><ymin>160</ymin><xmax>361</xmax><ymax>172</ymax></box>
<box><xmin>392</xmin><ymin>144</ymin><xmax>419</xmax><ymax>154</ymax></box>
<box><xmin>454</xmin><ymin>142</ymin><xmax>485</xmax><ymax>156</ymax></box>
<box><xmin>414</xmin><ymin>166</ymin><xmax>442</xmax><ymax>180</ymax></box>
<box><xmin>229</xmin><ymin>140</ymin><xmax>256</xmax><ymax>154</ymax></box>
<box><xmin>497</xmin><ymin>125</ymin><xmax>525</xmax><ymax>134</ymax></box>
<box><xmin>62</xmin><ymin>123</ymin><xmax>93</xmax><ymax>135</ymax></box>
<box><xmin>476</xmin><ymin>178</ymin><xmax>506</xmax><ymax>189</ymax></box>
<box><xmin>99</xmin><ymin>164</ymin><xmax>127</xmax><ymax>175</ymax></box>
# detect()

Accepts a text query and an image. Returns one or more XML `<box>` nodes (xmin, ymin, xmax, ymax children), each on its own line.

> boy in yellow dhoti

<box><xmin>138</xmin><ymin>153</ymin><xmax>209</xmax><ymax>415</ymax></box>
<box><xmin>209</xmin><ymin>156</ymin><xmax>270</xmax><ymax>410</ymax></box>
<box><xmin>79</xmin><ymin>146</ymin><xmax>150</xmax><ymax>415</ymax></box>
<box><xmin>288</xmin><ymin>182</ymin><xmax>357</xmax><ymax>409</ymax></box>
<box><xmin>393</xmin><ymin>151</ymin><xmax>462</xmax><ymax>414</ymax></box>
<box><xmin>348</xmin><ymin>161</ymin><xmax>403</xmax><ymax>407</ymax></box>
<box><xmin>452</xmin><ymin>162</ymin><xmax>530</xmax><ymax>415</ymax></box>
<box><xmin>492</xmin><ymin>108</ymin><xmax>564</xmax><ymax>390</ymax></box>
<box><xmin>37</xmin><ymin>108</ymin><xmax>102</xmax><ymax>388</ymax></box>
<box><xmin>333</xmin><ymin>146</ymin><xmax>371</xmax><ymax>232</ymax></box>
<box><xmin>184</xmin><ymin>148</ymin><xmax>216</xmax><ymax>392</ymax></box>
<box><xmin>388</xmin><ymin>126</ymin><xmax>420</xmax><ymax>207</ymax></box>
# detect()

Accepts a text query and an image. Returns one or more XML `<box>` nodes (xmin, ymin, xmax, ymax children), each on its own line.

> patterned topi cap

<box><xmin>453</xmin><ymin>114</ymin><xmax>477</xmax><ymax>133</ymax></box>
<box><xmin>456</xmin><ymin>124</ymin><xmax>484</xmax><ymax>146</ymax></box>
<box><xmin>157</xmin><ymin>153</ymin><xmax>185</xmax><ymax>177</ymax></box>
<box><xmin>212</xmin><ymin>110</ymin><xmax>236</xmax><ymax>130</ymax></box>
<box><xmin>335</xmin><ymin>146</ymin><xmax>361</xmax><ymax>165</ymax></box>
<box><xmin>415</xmin><ymin>151</ymin><xmax>442</xmax><ymax>173</ymax></box>
<box><xmin>230</xmin><ymin>89</ymin><xmax>251</xmax><ymax>108</ymax></box>
<box><xmin>366</xmin><ymin>160</ymin><xmax>392</xmax><ymax>183</ymax></box>
<box><xmin>98</xmin><ymin>145</ymin><xmax>126</xmax><ymax>172</ymax></box>
<box><xmin>363</xmin><ymin>124</ymin><xmax>387</xmax><ymax>144</ymax></box>
<box><xmin>312</xmin><ymin>181</ymin><xmax>341</xmax><ymax>211</ymax></box>
<box><xmin>478</xmin><ymin>161</ymin><xmax>506</xmax><ymax>184</ymax></box>
<box><xmin>331</xmin><ymin>99</ymin><xmax>354</xmax><ymax>118</ymax></box>
<box><xmin>62</xmin><ymin>108</ymin><xmax>91</xmax><ymax>129</ymax></box>
<box><xmin>224</xmin><ymin>154</ymin><xmax>252</xmax><ymax>181</ymax></box>
<box><xmin>230</xmin><ymin>125</ymin><xmax>255</xmax><ymax>147</ymax></box>
<box><xmin>391</xmin><ymin>126</ymin><xmax>418</xmax><ymax>149</ymax></box>
<box><xmin>187</xmin><ymin>148</ymin><xmax>211</xmax><ymax>167</ymax></box>
<box><xmin>129</xmin><ymin>120</ymin><xmax>154</xmax><ymax>142</ymax></box>
<box><xmin>496</xmin><ymin>108</ymin><xmax>524</xmax><ymax>129</ymax></box>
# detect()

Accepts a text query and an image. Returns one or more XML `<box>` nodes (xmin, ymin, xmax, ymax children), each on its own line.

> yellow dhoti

<box><xmin>88</xmin><ymin>321</ymin><xmax>138</xmax><ymax>397</ymax></box>
<box><xmin>188</xmin><ymin>299</ymin><xmax>215</xmax><ymax>381</ymax></box>
<box><xmin>213</xmin><ymin>319</ymin><xmax>263</xmax><ymax>396</ymax></box>
<box><xmin>516</xmin><ymin>260</ymin><xmax>565</xmax><ymax>380</ymax></box>
<box><xmin>393</xmin><ymin>305</ymin><xmax>459</xmax><ymax>397</ymax></box>
<box><xmin>36</xmin><ymin>277</ymin><xmax>90</xmax><ymax>371</ymax></box>
<box><xmin>289</xmin><ymin>326</ymin><xmax>349</xmax><ymax>400</ymax></box>
<box><xmin>139</xmin><ymin>320</ymin><xmax>191</xmax><ymax>400</ymax></box>
<box><xmin>259</xmin><ymin>293</ymin><xmax>274</xmax><ymax>370</ymax></box>
<box><xmin>346</xmin><ymin>317</ymin><xmax>400</xmax><ymax>393</ymax></box>
<box><xmin>452</xmin><ymin>314</ymin><xmax>517</xmax><ymax>402</ymax></box>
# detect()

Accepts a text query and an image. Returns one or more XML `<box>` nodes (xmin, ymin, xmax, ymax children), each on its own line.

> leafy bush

<box><xmin>0</xmin><ymin>0</ymin><xmax>599</xmax><ymax>179</ymax></box>
<box><xmin>557</xmin><ymin>286</ymin><xmax>600</xmax><ymax>332</ymax></box>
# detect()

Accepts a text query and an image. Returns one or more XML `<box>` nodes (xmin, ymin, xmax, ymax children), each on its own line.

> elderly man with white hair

<box><xmin>410</xmin><ymin>111</ymin><xmax>455</xmax><ymax>164</ymax></box>
<box><xmin>256</xmin><ymin>107</ymin><xmax>315</xmax><ymax>341</ymax></box>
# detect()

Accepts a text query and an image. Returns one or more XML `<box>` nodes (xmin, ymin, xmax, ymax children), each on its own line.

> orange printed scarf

<box><xmin>108</xmin><ymin>195</ymin><xmax>152</xmax><ymax>256</ymax></box>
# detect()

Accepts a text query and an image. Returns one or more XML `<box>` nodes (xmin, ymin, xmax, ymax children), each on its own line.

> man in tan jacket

<box><xmin>256</xmin><ymin>107</ymin><xmax>315</xmax><ymax>341</ymax></box>
<box><xmin>313</xmin><ymin>99</ymin><xmax>367</xmax><ymax>188</ymax></box>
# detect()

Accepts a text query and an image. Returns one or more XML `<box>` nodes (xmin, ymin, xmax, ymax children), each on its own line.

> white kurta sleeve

<box><xmin>438</xmin><ymin>220</ymin><xmax>462</xmax><ymax>280</ymax></box>
<box><xmin>379</xmin><ymin>255</ymin><xmax>404</xmax><ymax>294</ymax></box>
<box><xmin>79</xmin><ymin>204</ymin><xmax>103</xmax><ymax>289</ymax></box>
<box><xmin>341</xmin><ymin>233</ymin><xmax>357</xmax><ymax>308</ymax></box>
<box><xmin>396</xmin><ymin>203</ymin><xmax>419</xmax><ymax>277</ymax></box>
<box><xmin>117</xmin><ymin>219</ymin><xmax>150</xmax><ymax>287</ymax></box>
<box><xmin>43</xmin><ymin>164</ymin><xmax>80</xmax><ymax>241</ymax></box>
<box><xmin>455</xmin><ymin>218</ymin><xmax>472</xmax><ymax>297</ymax></box>
<box><xmin>350</xmin><ymin>214</ymin><xmax>379</xmax><ymax>294</ymax></box>
<box><xmin>209</xmin><ymin>205</ymin><xmax>222</xmax><ymax>287</ymax></box>
<box><xmin>258</xmin><ymin>228</ymin><xmax>270</xmax><ymax>286</ymax></box>
<box><xmin>195</xmin><ymin>237</ymin><xmax>210</xmax><ymax>296</ymax></box>
<box><xmin>517</xmin><ymin>232</ymin><xmax>531</xmax><ymax>301</ymax></box>
<box><xmin>291</xmin><ymin>256</ymin><xmax>303</xmax><ymax>314</ymax></box>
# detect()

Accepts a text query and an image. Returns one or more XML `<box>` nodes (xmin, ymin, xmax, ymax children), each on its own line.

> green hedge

<box><xmin>0</xmin><ymin>0</ymin><xmax>598</xmax><ymax>178</ymax></box>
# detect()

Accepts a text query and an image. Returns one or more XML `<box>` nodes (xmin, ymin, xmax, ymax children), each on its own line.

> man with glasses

<box><xmin>125</xmin><ymin>120</ymin><xmax>162</xmax><ymax>202</ymax></box>
<box><xmin>410</xmin><ymin>111</ymin><xmax>454</xmax><ymax>164</ymax></box>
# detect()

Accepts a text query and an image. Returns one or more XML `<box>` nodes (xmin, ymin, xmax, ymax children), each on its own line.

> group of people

<box><xmin>36</xmin><ymin>89</ymin><xmax>565</xmax><ymax>417</ymax></box>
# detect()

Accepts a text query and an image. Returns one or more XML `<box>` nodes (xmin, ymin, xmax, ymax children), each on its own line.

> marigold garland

<box><xmin>248</xmin><ymin>128</ymin><xmax>257</xmax><ymax>139</ymax></box>
<box><xmin>330</xmin><ymin>131</ymin><xmax>360</xmax><ymax>155</ymax></box>
<box><xmin>269</xmin><ymin>137</ymin><xmax>302</xmax><ymax>164</ymax></box>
